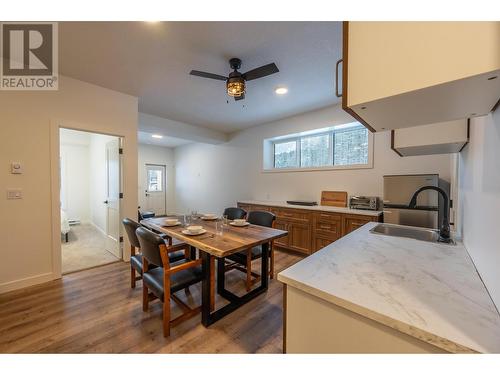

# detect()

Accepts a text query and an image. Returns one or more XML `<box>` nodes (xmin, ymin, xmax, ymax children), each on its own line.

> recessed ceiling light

<box><xmin>275</xmin><ymin>87</ymin><xmax>288</xmax><ymax>95</ymax></box>
<box><xmin>152</xmin><ymin>134</ymin><xmax>163</xmax><ymax>139</ymax></box>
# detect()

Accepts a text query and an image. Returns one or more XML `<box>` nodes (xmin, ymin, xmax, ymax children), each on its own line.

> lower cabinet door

<box><xmin>274</xmin><ymin>219</ymin><xmax>289</xmax><ymax>248</ymax></box>
<box><xmin>343</xmin><ymin>216</ymin><xmax>372</xmax><ymax>236</ymax></box>
<box><xmin>288</xmin><ymin>222</ymin><xmax>312</xmax><ymax>254</ymax></box>
<box><xmin>312</xmin><ymin>236</ymin><xmax>336</xmax><ymax>252</ymax></box>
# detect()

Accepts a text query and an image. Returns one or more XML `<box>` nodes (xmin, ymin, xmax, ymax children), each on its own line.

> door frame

<box><xmin>50</xmin><ymin>120</ymin><xmax>126</xmax><ymax>279</ymax></box>
<box><xmin>144</xmin><ymin>163</ymin><xmax>167</xmax><ymax>215</ymax></box>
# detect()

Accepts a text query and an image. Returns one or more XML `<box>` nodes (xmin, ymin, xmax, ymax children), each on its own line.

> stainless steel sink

<box><xmin>370</xmin><ymin>223</ymin><xmax>455</xmax><ymax>245</ymax></box>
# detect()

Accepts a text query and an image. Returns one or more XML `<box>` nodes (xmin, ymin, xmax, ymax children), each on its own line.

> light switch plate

<box><xmin>7</xmin><ymin>189</ymin><xmax>22</xmax><ymax>199</ymax></box>
<box><xmin>11</xmin><ymin>162</ymin><xmax>23</xmax><ymax>174</ymax></box>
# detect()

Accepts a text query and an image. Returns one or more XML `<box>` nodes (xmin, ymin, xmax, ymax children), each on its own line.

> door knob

<box><xmin>103</xmin><ymin>200</ymin><xmax>109</xmax><ymax>204</ymax></box>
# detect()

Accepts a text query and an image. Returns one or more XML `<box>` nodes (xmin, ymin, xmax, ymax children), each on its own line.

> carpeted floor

<box><xmin>62</xmin><ymin>224</ymin><xmax>120</xmax><ymax>274</ymax></box>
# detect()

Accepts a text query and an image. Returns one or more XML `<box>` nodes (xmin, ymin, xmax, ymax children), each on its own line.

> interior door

<box><xmin>105</xmin><ymin>139</ymin><xmax>121</xmax><ymax>258</ymax></box>
<box><xmin>145</xmin><ymin>164</ymin><xmax>166</xmax><ymax>215</ymax></box>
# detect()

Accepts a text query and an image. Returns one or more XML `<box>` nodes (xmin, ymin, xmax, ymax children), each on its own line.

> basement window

<box><xmin>264</xmin><ymin>122</ymin><xmax>373</xmax><ymax>172</ymax></box>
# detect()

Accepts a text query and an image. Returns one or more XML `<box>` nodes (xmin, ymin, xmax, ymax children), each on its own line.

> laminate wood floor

<box><xmin>0</xmin><ymin>250</ymin><xmax>302</xmax><ymax>353</ymax></box>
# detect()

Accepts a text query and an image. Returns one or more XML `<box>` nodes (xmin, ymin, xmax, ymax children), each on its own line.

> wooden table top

<box><xmin>141</xmin><ymin>217</ymin><xmax>288</xmax><ymax>258</ymax></box>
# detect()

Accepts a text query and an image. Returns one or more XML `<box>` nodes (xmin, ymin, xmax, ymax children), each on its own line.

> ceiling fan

<box><xmin>190</xmin><ymin>58</ymin><xmax>279</xmax><ymax>101</ymax></box>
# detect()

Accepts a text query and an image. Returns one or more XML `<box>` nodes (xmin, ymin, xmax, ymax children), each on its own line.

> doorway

<box><xmin>59</xmin><ymin>128</ymin><xmax>122</xmax><ymax>274</ymax></box>
<box><xmin>143</xmin><ymin>164</ymin><xmax>167</xmax><ymax>216</ymax></box>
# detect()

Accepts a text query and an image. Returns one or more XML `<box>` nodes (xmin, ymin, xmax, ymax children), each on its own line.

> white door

<box><xmin>105</xmin><ymin>139</ymin><xmax>121</xmax><ymax>258</ymax></box>
<box><xmin>144</xmin><ymin>164</ymin><xmax>166</xmax><ymax>215</ymax></box>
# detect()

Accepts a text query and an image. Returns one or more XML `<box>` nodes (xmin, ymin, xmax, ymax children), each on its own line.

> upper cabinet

<box><xmin>340</xmin><ymin>22</ymin><xmax>500</xmax><ymax>132</ymax></box>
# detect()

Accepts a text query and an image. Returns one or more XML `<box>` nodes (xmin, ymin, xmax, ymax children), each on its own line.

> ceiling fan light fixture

<box><xmin>227</xmin><ymin>77</ymin><xmax>245</xmax><ymax>97</ymax></box>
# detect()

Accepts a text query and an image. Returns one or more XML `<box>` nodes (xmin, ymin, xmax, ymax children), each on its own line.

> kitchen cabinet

<box><xmin>340</xmin><ymin>22</ymin><xmax>500</xmax><ymax>132</ymax></box>
<box><xmin>237</xmin><ymin>202</ymin><xmax>381</xmax><ymax>255</ymax></box>
<box><xmin>343</xmin><ymin>214</ymin><xmax>373</xmax><ymax>236</ymax></box>
<box><xmin>273</xmin><ymin>219</ymin><xmax>289</xmax><ymax>248</ymax></box>
<box><xmin>288</xmin><ymin>221</ymin><xmax>312</xmax><ymax>254</ymax></box>
<box><xmin>391</xmin><ymin>119</ymin><xmax>469</xmax><ymax>156</ymax></box>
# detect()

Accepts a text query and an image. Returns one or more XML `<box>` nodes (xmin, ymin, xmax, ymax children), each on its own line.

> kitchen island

<box><xmin>278</xmin><ymin>222</ymin><xmax>500</xmax><ymax>353</ymax></box>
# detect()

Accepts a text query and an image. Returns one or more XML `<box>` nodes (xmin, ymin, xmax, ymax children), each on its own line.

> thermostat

<box><xmin>11</xmin><ymin>162</ymin><xmax>23</xmax><ymax>174</ymax></box>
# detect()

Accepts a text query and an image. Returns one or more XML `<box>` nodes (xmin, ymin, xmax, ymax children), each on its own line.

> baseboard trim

<box><xmin>0</xmin><ymin>272</ymin><xmax>58</xmax><ymax>295</ymax></box>
<box><xmin>90</xmin><ymin>221</ymin><xmax>107</xmax><ymax>237</ymax></box>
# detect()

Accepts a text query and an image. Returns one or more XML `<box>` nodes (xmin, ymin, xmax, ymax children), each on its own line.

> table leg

<box><xmin>201</xmin><ymin>250</ymin><xmax>211</xmax><ymax>327</ymax></box>
<box><xmin>210</xmin><ymin>255</ymin><xmax>215</xmax><ymax>311</ymax></box>
<box><xmin>217</xmin><ymin>256</ymin><xmax>226</xmax><ymax>294</ymax></box>
<box><xmin>201</xmin><ymin>245</ymin><xmax>270</xmax><ymax>327</ymax></box>
<box><xmin>261</xmin><ymin>242</ymin><xmax>269</xmax><ymax>289</ymax></box>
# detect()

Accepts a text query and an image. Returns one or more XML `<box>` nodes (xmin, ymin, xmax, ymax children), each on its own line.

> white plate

<box><xmin>182</xmin><ymin>229</ymin><xmax>207</xmax><ymax>236</ymax></box>
<box><xmin>229</xmin><ymin>221</ymin><xmax>249</xmax><ymax>227</ymax></box>
<box><xmin>201</xmin><ymin>216</ymin><xmax>218</xmax><ymax>221</ymax></box>
<box><xmin>163</xmin><ymin>221</ymin><xmax>181</xmax><ymax>227</ymax></box>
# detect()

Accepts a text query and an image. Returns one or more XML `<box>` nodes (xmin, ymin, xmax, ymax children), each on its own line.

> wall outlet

<box><xmin>7</xmin><ymin>189</ymin><xmax>22</xmax><ymax>199</ymax></box>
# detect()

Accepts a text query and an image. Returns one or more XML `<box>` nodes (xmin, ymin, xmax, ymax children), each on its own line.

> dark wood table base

<box><xmin>200</xmin><ymin>243</ymin><xmax>269</xmax><ymax>327</ymax></box>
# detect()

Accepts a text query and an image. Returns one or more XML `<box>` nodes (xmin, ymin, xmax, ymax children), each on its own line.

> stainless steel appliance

<box><xmin>383</xmin><ymin>174</ymin><xmax>445</xmax><ymax>229</ymax></box>
<box><xmin>349</xmin><ymin>196</ymin><xmax>379</xmax><ymax>211</ymax></box>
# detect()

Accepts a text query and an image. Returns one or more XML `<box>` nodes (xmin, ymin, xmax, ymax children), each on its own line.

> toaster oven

<box><xmin>349</xmin><ymin>196</ymin><xmax>379</xmax><ymax>211</ymax></box>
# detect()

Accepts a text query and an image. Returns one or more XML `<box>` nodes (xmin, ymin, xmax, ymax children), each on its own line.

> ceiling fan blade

<box><xmin>234</xmin><ymin>93</ymin><xmax>245</xmax><ymax>101</ymax></box>
<box><xmin>189</xmin><ymin>70</ymin><xmax>227</xmax><ymax>81</ymax></box>
<box><xmin>242</xmin><ymin>63</ymin><xmax>279</xmax><ymax>81</ymax></box>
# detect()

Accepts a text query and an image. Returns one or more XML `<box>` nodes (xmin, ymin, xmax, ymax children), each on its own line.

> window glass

<box><xmin>333</xmin><ymin>126</ymin><xmax>369</xmax><ymax>166</ymax></box>
<box><xmin>274</xmin><ymin>141</ymin><xmax>297</xmax><ymax>168</ymax></box>
<box><xmin>147</xmin><ymin>169</ymin><xmax>163</xmax><ymax>192</ymax></box>
<box><xmin>300</xmin><ymin>133</ymin><xmax>331</xmax><ymax>167</ymax></box>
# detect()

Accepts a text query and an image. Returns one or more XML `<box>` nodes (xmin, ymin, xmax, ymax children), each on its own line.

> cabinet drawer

<box><xmin>314</xmin><ymin>212</ymin><xmax>342</xmax><ymax>223</ymax></box>
<box><xmin>250</xmin><ymin>205</ymin><xmax>271</xmax><ymax>212</ymax></box>
<box><xmin>314</xmin><ymin>220</ymin><xmax>342</xmax><ymax>238</ymax></box>
<box><xmin>343</xmin><ymin>214</ymin><xmax>376</xmax><ymax>236</ymax></box>
<box><xmin>275</xmin><ymin>208</ymin><xmax>311</xmax><ymax>222</ymax></box>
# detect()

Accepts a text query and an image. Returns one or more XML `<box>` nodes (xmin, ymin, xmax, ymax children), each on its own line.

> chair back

<box><xmin>136</xmin><ymin>227</ymin><xmax>165</xmax><ymax>268</ymax></box>
<box><xmin>247</xmin><ymin>211</ymin><xmax>275</xmax><ymax>228</ymax></box>
<box><xmin>122</xmin><ymin>218</ymin><xmax>141</xmax><ymax>248</ymax></box>
<box><xmin>223</xmin><ymin>207</ymin><xmax>247</xmax><ymax>220</ymax></box>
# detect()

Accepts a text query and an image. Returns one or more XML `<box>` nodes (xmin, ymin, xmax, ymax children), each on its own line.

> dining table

<box><xmin>140</xmin><ymin>216</ymin><xmax>288</xmax><ymax>327</ymax></box>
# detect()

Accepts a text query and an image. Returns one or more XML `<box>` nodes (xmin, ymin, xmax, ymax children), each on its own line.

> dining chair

<box><xmin>225</xmin><ymin>210</ymin><xmax>276</xmax><ymax>291</ymax></box>
<box><xmin>136</xmin><ymin>226</ymin><xmax>203</xmax><ymax>337</ymax></box>
<box><xmin>223</xmin><ymin>207</ymin><xmax>247</xmax><ymax>220</ymax></box>
<box><xmin>122</xmin><ymin>218</ymin><xmax>186</xmax><ymax>288</ymax></box>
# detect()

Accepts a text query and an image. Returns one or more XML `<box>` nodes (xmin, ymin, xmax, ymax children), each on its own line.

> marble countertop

<box><xmin>238</xmin><ymin>200</ymin><xmax>382</xmax><ymax>217</ymax></box>
<box><xmin>277</xmin><ymin>222</ymin><xmax>500</xmax><ymax>353</ymax></box>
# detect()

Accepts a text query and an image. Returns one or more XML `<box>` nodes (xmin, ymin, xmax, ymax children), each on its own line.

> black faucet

<box><xmin>408</xmin><ymin>186</ymin><xmax>451</xmax><ymax>243</ymax></box>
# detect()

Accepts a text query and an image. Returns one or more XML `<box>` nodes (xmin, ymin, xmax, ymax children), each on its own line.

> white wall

<box><xmin>459</xmin><ymin>110</ymin><xmax>500</xmax><ymax>309</ymax></box>
<box><xmin>138</xmin><ymin>144</ymin><xmax>176</xmax><ymax>214</ymax></box>
<box><xmin>60</xmin><ymin>129</ymin><xmax>91</xmax><ymax>223</ymax></box>
<box><xmin>0</xmin><ymin>75</ymin><xmax>138</xmax><ymax>293</ymax></box>
<box><xmin>174</xmin><ymin>105</ymin><xmax>453</xmax><ymax>214</ymax></box>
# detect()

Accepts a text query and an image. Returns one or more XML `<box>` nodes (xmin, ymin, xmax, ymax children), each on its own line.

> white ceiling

<box><xmin>138</xmin><ymin>131</ymin><xmax>192</xmax><ymax>148</ymax></box>
<box><xmin>59</xmin><ymin>22</ymin><xmax>342</xmax><ymax>133</ymax></box>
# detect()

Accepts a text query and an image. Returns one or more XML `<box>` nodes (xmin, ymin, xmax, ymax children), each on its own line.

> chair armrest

<box><xmin>169</xmin><ymin>258</ymin><xmax>202</xmax><ymax>274</ymax></box>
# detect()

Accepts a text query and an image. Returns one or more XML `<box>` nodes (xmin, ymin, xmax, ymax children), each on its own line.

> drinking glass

<box><xmin>222</xmin><ymin>214</ymin><xmax>229</xmax><ymax>226</ymax></box>
<box><xmin>216</xmin><ymin>218</ymin><xmax>224</xmax><ymax>236</ymax></box>
<box><xmin>183</xmin><ymin>214</ymin><xmax>191</xmax><ymax>227</ymax></box>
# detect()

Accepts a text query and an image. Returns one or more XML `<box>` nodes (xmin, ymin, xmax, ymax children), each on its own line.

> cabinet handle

<box><xmin>335</xmin><ymin>59</ymin><xmax>343</xmax><ymax>98</ymax></box>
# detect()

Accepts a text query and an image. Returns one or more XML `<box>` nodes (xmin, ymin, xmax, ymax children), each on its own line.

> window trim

<box><xmin>264</xmin><ymin>123</ymin><xmax>374</xmax><ymax>173</ymax></box>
